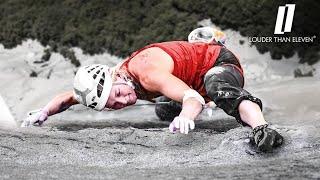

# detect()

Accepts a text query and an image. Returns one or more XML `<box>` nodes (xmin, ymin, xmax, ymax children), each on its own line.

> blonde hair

<box><xmin>110</xmin><ymin>62</ymin><xmax>132</xmax><ymax>82</ymax></box>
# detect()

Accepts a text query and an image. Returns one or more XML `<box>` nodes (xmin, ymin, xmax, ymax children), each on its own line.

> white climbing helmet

<box><xmin>73</xmin><ymin>64</ymin><xmax>113</xmax><ymax>111</ymax></box>
<box><xmin>188</xmin><ymin>26</ymin><xmax>226</xmax><ymax>45</ymax></box>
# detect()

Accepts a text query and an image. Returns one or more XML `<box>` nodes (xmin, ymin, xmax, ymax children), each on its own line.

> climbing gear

<box><xmin>251</xmin><ymin>124</ymin><xmax>284</xmax><ymax>152</ymax></box>
<box><xmin>188</xmin><ymin>27</ymin><xmax>227</xmax><ymax>45</ymax></box>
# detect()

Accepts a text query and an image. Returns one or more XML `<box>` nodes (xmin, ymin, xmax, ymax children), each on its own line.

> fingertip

<box><xmin>176</xmin><ymin>120</ymin><xmax>181</xmax><ymax>129</ymax></box>
<box><xmin>190</xmin><ymin>123</ymin><xmax>195</xmax><ymax>130</ymax></box>
<box><xmin>180</xmin><ymin>127</ymin><xmax>184</xmax><ymax>134</ymax></box>
<box><xmin>20</xmin><ymin>122</ymin><xmax>26</xmax><ymax>128</ymax></box>
<box><xmin>185</xmin><ymin>123</ymin><xmax>189</xmax><ymax>134</ymax></box>
<box><xmin>169</xmin><ymin>124</ymin><xmax>174</xmax><ymax>133</ymax></box>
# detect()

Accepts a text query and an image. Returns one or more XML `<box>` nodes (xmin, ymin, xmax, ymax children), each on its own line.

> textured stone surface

<box><xmin>0</xmin><ymin>64</ymin><xmax>319</xmax><ymax>179</ymax></box>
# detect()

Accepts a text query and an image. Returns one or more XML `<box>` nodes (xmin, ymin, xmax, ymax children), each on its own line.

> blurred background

<box><xmin>0</xmin><ymin>0</ymin><xmax>318</xmax><ymax>62</ymax></box>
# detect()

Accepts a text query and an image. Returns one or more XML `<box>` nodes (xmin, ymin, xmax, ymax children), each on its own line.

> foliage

<box><xmin>0</xmin><ymin>0</ymin><xmax>319</xmax><ymax>64</ymax></box>
<box><xmin>41</xmin><ymin>48</ymin><xmax>51</xmax><ymax>62</ymax></box>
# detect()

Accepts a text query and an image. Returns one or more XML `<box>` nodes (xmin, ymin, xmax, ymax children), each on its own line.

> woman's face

<box><xmin>105</xmin><ymin>77</ymin><xmax>137</xmax><ymax>110</ymax></box>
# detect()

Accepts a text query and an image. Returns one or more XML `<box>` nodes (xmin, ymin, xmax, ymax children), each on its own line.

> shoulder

<box><xmin>128</xmin><ymin>47</ymin><xmax>174</xmax><ymax>78</ymax></box>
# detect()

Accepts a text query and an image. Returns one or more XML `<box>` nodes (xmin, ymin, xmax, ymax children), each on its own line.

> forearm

<box><xmin>44</xmin><ymin>91</ymin><xmax>78</xmax><ymax>116</ymax></box>
<box><xmin>21</xmin><ymin>91</ymin><xmax>78</xmax><ymax>127</ymax></box>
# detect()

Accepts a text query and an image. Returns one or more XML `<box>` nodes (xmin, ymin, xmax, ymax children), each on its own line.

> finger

<box><xmin>190</xmin><ymin>121</ymin><xmax>195</xmax><ymax>130</ymax></box>
<box><xmin>207</xmin><ymin>108</ymin><xmax>213</xmax><ymax>117</ymax></box>
<box><xmin>23</xmin><ymin>117</ymin><xmax>33</xmax><ymax>127</ymax></box>
<box><xmin>21</xmin><ymin>120</ymin><xmax>29</xmax><ymax>127</ymax></box>
<box><xmin>37</xmin><ymin>120</ymin><xmax>43</xmax><ymax>126</ymax></box>
<box><xmin>169</xmin><ymin>123</ymin><xmax>176</xmax><ymax>133</ymax></box>
<box><xmin>180</xmin><ymin>120</ymin><xmax>184</xmax><ymax>134</ymax></box>
<box><xmin>38</xmin><ymin>113</ymin><xmax>47</xmax><ymax>123</ymax></box>
<box><xmin>184</xmin><ymin>122</ymin><xmax>189</xmax><ymax>134</ymax></box>
<box><xmin>29</xmin><ymin>114</ymin><xmax>41</xmax><ymax>125</ymax></box>
<box><xmin>174</xmin><ymin>118</ymin><xmax>180</xmax><ymax>129</ymax></box>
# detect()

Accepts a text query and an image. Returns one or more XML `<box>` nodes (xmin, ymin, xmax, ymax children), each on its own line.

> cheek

<box><xmin>106</xmin><ymin>88</ymin><xmax>116</xmax><ymax>107</ymax></box>
<box><xmin>105</xmin><ymin>98</ymin><xmax>113</xmax><ymax>108</ymax></box>
<box><xmin>129</xmin><ymin>87</ymin><xmax>136</xmax><ymax>97</ymax></box>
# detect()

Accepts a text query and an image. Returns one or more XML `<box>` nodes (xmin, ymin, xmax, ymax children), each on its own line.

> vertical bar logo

<box><xmin>274</xmin><ymin>4</ymin><xmax>296</xmax><ymax>34</ymax></box>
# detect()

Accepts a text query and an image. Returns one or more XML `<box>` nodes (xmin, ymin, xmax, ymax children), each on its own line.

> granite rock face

<box><xmin>1</xmin><ymin>78</ymin><xmax>320</xmax><ymax>179</ymax></box>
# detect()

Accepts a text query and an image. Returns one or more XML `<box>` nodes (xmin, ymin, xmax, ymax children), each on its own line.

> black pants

<box><xmin>155</xmin><ymin>47</ymin><xmax>262</xmax><ymax>126</ymax></box>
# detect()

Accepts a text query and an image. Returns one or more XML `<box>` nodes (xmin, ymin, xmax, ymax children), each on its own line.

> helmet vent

<box><xmin>97</xmin><ymin>89</ymin><xmax>102</xmax><ymax>97</ymax></box>
<box><xmin>99</xmin><ymin>78</ymin><xmax>104</xmax><ymax>86</ymax></box>
<box><xmin>100</xmin><ymin>73</ymin><xmax>105</xmax><ymax>85</ymax></box>
<box><xmin>97</xmin><ymin>84</ymin><xmax>103</xmax><ymax>97</ymax></box>
<box><xmin>88</xmin><ymin>102</ymin><xmax>97</xmax><ymax>109</ymax></box>
<box><xmin>93</xmin><ymin>74</ymin><xmax>97</xmax><ymax>79</ymax></box>
<box><xmin>97</xmin><ymin>76</ymin><xmax>105</xmax><ymax>98</ymax></box>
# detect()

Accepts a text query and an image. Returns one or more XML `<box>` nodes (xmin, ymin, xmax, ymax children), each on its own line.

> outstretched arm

<box><xmin>44</xmin><ymin>91</ymin><xmax>79</xmax><ymax>116</ymax></box>
<box><xmin>22</xmin><ymin>91</ymin><xmax>79</xmax><ymax>127</ymax></box>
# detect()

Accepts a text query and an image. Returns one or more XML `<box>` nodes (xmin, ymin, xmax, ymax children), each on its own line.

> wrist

<box><xmin>180</xmin><ymin>100</ymin><xmax>202</xmax><ymax>120</ymax></box>
<box><xmin>178</xmin><ymin>114</ymin><xmax>194</xmax><ymax>121</ymax></box>
<box><xmin>42</xmin><ymin>106</ymin><xmax>50</xmax><ymax>116</ymax></box>
<box><xmin>177</xmin><ymin>115</ymin><xmax>192</xmax><ymax>120</ymax></box>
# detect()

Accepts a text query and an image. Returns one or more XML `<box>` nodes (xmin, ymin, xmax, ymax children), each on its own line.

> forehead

<box><xmin>110</xmin><ymin>83</ymin><xmax>126</xmax><ymax>93</ymax></box>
